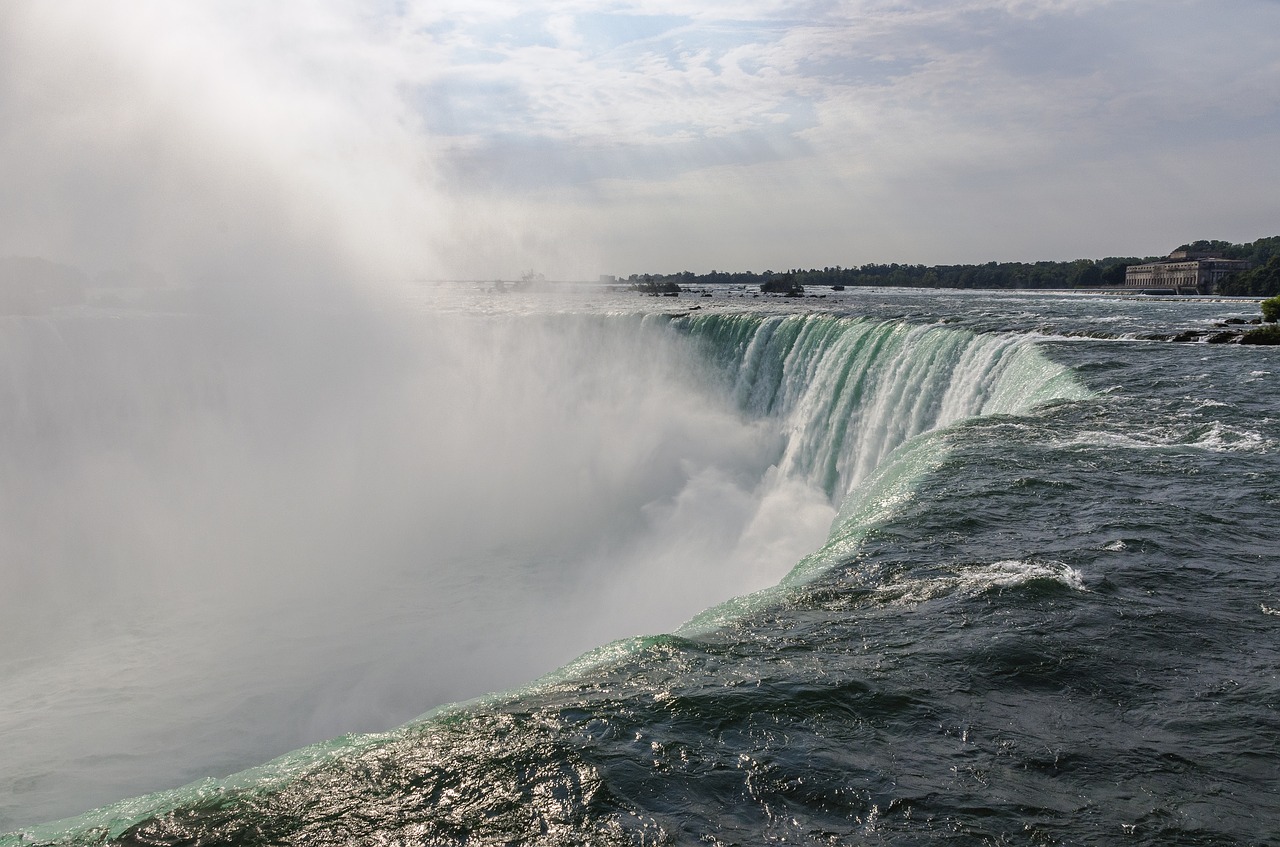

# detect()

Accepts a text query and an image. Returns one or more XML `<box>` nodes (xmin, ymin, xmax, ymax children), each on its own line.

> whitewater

<box><xmin>2</xmin><ymin>286</ymin><xmax>1277</xmax><ymax>846</ymax></box>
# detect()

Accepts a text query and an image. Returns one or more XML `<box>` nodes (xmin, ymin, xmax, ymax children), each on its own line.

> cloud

<box><xmin>408</xmin><ymin>1</ymin><xmax>1279</xmax><ymax>205</ymax></box>
<box><xmin>2</xmin><ymin>0</ymin><xmax>1277</xmax><ymax>278</ymax></box>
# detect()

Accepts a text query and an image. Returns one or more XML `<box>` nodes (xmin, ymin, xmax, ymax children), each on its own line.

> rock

<box><xmin>1240</xmin><ymin>326</ymin><xmax>1280</xmax><ymax>345</ymax></box>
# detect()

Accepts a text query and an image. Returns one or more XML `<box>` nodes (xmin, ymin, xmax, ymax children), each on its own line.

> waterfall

<box><xmin>681</xmin><ymin>313</ymin><xmax>1085</xmax><ymax>494</ymax></box>
<box><xmin>668</xmin><ymin>313</ymin><xmax>1089</xmax><ymax>611</ymax></box>
<box><xmin>2</xmin><ymin>307</ymin><xmax>1089</xmax><ymax>841</ymax></box>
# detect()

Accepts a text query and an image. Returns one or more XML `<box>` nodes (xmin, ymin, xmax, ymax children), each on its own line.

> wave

<box><xmin>1049</xmin><ymin>422</ymin><xmax>1272</xmax><ymax>454</ymax></box>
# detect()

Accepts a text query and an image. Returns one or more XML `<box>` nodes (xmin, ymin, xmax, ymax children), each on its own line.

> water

<box><xmin>2</xmin><ymin>287</ymin><xmax>1278</xmax><ymax>846</ymax></box>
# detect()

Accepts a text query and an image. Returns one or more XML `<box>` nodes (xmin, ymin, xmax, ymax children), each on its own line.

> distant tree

<box><xmin>1177</xmin><ymin>239</ymin><xmax>1235</xmax><ymax>255</ymax></box>
<box><xmin>1100</xmin><ymin>261</ymin><xmax>1135</xmax><ymax>287</ymax></box>
<box><xmin>1244</xmin><ymin>236</ymin><xmax>1280</xmax><ymax>265</ymax></box>
<box><xmin>1224</xmin><ymin>254</ymin><xmax>1280</xmax><ymax>297</ymax></box>
<box><xmin>619</xmin><ymin>235</ymin><xmax>1278</xmax><ymax>295</ymax></box>
<box><xmin>1070</xmin><ymin>261</ymin><xmax>1102</xmax><ymax>287</ymax></box>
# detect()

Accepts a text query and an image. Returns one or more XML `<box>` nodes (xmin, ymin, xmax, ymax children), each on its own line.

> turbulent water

<box><xmin>2</xmin><ymin>287</ymin><xmax>1278</xmax><ymax>846</ymax></box>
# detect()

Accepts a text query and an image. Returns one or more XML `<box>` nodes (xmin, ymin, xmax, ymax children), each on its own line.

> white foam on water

<box><xmin>1052</xmin><ymin>423</ymin><xmax>1271</xmax><ymax>454</ymax></box>
<box><xmin>1188</xmin><ymin>421</ymin><xmax>1272</xmax><ymax>453</ymax></box>
<box><xmin>872</xmin><ymin>559</ymin><xmax>1086</xmax><ymax>606</ymax></box>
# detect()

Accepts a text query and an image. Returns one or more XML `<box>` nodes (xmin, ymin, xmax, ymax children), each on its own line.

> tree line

<box><xmin>623</xmin><ymin>236</ymin><xmax>1280</xmax><ymax>296</ymax></box>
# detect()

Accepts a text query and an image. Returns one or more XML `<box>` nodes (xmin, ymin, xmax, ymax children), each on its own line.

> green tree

<box><xmin>1070</xmin><ymin>261</ymin><xmax>1102</xmax><ymax>287</ymax></box>
<box><xmin>1230</xmin><ymin>254</ymin><xmax>1280</xmax><ymax>297</ymax></box>
<box><xmin>1261</xmin><ymin>294</ymin><xmax>1280</xmax><ymax>323</ymax></box>
<box><xmin>1100</xmin><ymin>261</ymin><xmax>1135</xmax><ymax>287</ymax></box>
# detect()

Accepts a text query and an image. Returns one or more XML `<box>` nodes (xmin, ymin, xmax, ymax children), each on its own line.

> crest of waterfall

<box><xmin>677</xmin><ymin>313</ymin><xmax>1088</xmax><ymax>503</ymax></box>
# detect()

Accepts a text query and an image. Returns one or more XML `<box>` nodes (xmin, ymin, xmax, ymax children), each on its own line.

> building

<box><xmin>1125</xmin><ymin>250</ymin><xmax>1250</xmax><ymax>294</ymax></box>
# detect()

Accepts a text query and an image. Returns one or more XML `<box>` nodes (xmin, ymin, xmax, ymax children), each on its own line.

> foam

<box><xmin>1052</xmin><ymin>423</ymin><xmax>1272</xmax><ymax>454</ymax></box>
<box><xmin>872</xmin><ymin>559</ymin><xmax>1087</xmax><ymax>606</ymax></box>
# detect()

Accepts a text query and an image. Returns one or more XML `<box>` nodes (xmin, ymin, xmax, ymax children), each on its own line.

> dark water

<box><xmin>5</xmin><ymin>289</ymin><xmax>1279</xmax><ymax>846</ymax></box>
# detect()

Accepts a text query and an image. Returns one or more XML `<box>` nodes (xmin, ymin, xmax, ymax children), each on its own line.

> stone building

<box><xmin>1125</xmin><ymin>250</ymin><xmax>1250</xmax><ymax>294</ymax></box>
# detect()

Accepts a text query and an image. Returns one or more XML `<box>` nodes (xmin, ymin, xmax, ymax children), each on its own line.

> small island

<box><xmin>1241</xmin><ymin>295</ymin><xmax>1280</xmax><ymax>344</ymax></box>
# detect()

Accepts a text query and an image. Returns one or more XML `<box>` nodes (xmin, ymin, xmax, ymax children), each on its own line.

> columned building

<box><xmin>1125</xmin><ymin>250</ymin><xmax>1250</xmax><ymax>294</ymax></box>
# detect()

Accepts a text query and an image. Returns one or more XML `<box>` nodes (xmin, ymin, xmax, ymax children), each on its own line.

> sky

<box><xmin>1</xmin><ymin>0</ymin><xmax>1278</xmax><ymax>281</ymax></box>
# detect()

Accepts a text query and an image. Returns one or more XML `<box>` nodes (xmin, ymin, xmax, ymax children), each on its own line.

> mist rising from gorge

<box><xmin>0</xmin><ymin>4</ymin><xmax>842</xmax><ymax>828</ymax></box>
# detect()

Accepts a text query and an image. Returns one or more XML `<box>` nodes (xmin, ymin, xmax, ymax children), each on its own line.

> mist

<box><xmin>0</xmin><ymin>1</ymin><xmax>844</xmax><ymax>828</ymax></box>
<box><xmin>1</xmin><ymin>295</ymin><xmax>845</xmax><ymax>827</ymax></box>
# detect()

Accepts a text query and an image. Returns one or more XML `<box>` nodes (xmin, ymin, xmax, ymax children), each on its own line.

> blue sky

<box><xmin>2</xmin><ymin>0</ymin><xmax>1278</xmax><ymax>279</ymax></box>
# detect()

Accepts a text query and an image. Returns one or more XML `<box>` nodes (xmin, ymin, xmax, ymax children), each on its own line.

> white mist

<box><xmin>0</xmin><ymin>298</ymin><xmax>835</xmax><ymax>829</ymax></box>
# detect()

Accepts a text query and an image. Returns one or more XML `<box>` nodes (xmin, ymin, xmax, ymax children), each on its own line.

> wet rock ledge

<box><xmin>1143</xmin><ymin>319</ymin><xmax>1280</xmax><ymax>345</ymax></box>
